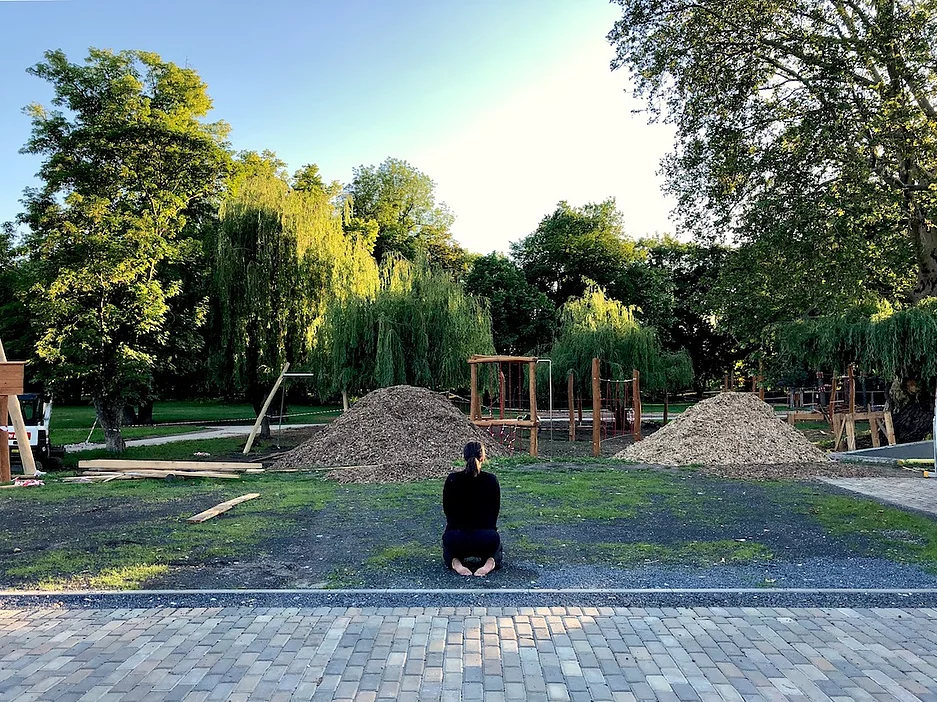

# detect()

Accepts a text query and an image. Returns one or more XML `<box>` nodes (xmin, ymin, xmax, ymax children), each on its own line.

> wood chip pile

<box><xmin>616</xmin><ymin>392</ymin><xmax>828</xmax><ymax>466</ymax></box>
<box><xmin>274</xmin><ymin>385</ymin><xmax>505</xmax><ymax>483</ymax></box>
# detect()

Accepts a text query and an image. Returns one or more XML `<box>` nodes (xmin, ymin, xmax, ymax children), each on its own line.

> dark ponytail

<box><xmin>463</xmin><ymin>441</ymin><xmax>486</xmax><ymax>477</ymax></box>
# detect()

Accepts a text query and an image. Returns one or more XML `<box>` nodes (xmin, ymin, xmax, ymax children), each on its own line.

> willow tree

<box><xmin>20</xmin><ymin>49</ymin><xmax>229</xmax><ymax>452</ymax></box>
<box><xmin>209</xmin><ymin>152</ymin><xmax>377</xmax><ymax>432</ymax></box>
<box><xmin>319</xmin><ymin>257</ymin><xmax>494</xmax><ymax>396</ymax></box>
<box><xmin>549</xmin><ymin>284</ymin><xmax>693</xmax><ymax>396</ymax></box>
<box><xmin>775</xmin><ymin>301</ymin><xmax>937</xmax><ymax>440</ymax></box>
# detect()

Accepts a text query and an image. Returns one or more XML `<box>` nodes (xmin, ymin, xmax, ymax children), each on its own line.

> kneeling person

<box><xmin>442</xmin><ymin>441</ymin><xmax>502</xmax><ymax>577</ymax></box>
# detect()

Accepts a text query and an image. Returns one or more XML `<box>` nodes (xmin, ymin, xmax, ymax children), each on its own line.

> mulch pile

<box><xmin>273</xmin><ymin>385</ymin><xmax>505</xmax><ymax>483</ymax></box>
<box><xmin>616</xmin><ymin>392</ymin><xmax>828</xmax><ymax>467</ymax></box>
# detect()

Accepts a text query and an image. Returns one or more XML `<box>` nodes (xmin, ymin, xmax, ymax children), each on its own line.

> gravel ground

<box><xmin>3</xmin><ymin>589</ymin><xmax>937</xmax><ymax>609</ymax></box>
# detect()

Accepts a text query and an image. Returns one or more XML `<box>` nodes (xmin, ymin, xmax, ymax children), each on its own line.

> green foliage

<box><xmin>19</xmin><ymin>48</ymin><xmax>230</xmax><ymax>451</ymax></box>
<box><xmin>346</xmin><ymin>157</ymin><xmax>466</xmax><ymax>273</ymax></box>
<box><xmin>775</xmin><ymin>301</ymin><xmax>937</xmax><ymax>383</ymax></box>
<box><xmin>549</xmin><ymin>284</ymin><xmax>693</xmax><ymax>394</ymax></box>
<box><xmin>0</xmin><ymin>223</ymin><xmax>33</xmax><ymax>363</ymax></box>
<box><xmin>208</xmin><ymin>151</ymin><xmax>378</xmax><ymax>407</ymax></box>
<box><xmin>608</xmin><ymin>0</ymin><xmax>936</xmax><ymax>305</ymax></box>
<box><xmin>464</xmin><ymin>253</ymin><xmax>556</xmax><ymax>355</ymax></box>
<box><xmin>318</xmin><ymin>257</ymin><xmax>494</xmax><ymax>394</ymax></box>
<box><xmin>642</xmin><ymin>237</ymin><xmax>742</xmax><ymax>391</ymax></box>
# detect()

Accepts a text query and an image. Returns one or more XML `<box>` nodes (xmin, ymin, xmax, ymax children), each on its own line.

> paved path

<box><xmin>64</xmin><ymin>424</ymin><xmax>324</xmax><ymax>453</ymax></box>
<box><xmin>3</xmin><ymin>605</ymin><xmax>937</xmax><ymax>701</ymax></box>
<box><xmin>821</xmin><ymin>478</ymin><xmax>937</xmax><ymax>517</ymax></box>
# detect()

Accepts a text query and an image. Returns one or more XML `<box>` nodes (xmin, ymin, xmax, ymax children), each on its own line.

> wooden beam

<box><xmin>848</xmin><ymin>363</ymin><xmax>856</xmax><ymax>414</ymax></box>
<box><xmin>528</xmin><ymin>360</ymin><xmax>538</xmax><ymax>458</ymax></box>
<box><xmin>80</xmin><ymin>459</ymin><xmax>262</xmax><ymax>472</ymax></box>
<box><xmin>567</xmin><ymin>371</ymin><xmax>575</xmax><ymax>442</ymax></box>
<box><xmin>592</xmin><ymin>357</ymin><xmax>601</xmax><ymax>458</ymax></box>
<box><xmin>84</xmin><ymin>469</ymin><xmax>241</xmax><ymax>480</ymax></box>
<box><xmin>470</xmin><ymin>363</ymin><xmax>480</xmax><ymax>420</ymax></box>
<box><xmin>243</xmin><ymin>362</ymin><xmax>290</xmax><ymax>454</ymax></box>
<box><xmin>883</xmin><ymin>411</ymin><xmax>896</xmax><ymax>445</ymax></box>
<box><xmin>632</xmin><ymin>369</ymin><xmax>642</xmax><ymax>441</ymax></box>
<box><xmin>845</xmin><ymin>413</ymin><xmax>857</xmax><ymax>451</ymax></box>
<box><xmin>0</xmin><ymin>395</ymin><xmax>9</xmax><ymax>483</ymax></box>
<box><xmin>471</xmin><ymin>419</ymin><xmax>537</xmax><ymax>428</ymax></box>
<box><xmin>468</xmin><ymin>355</ymin><xmax>538</xmax><ymax>364</ymax></box>
<box><xmin>0</xmin><ymin>340</ymin><xmax>36</xmax><ymax>476</ymax></box>
<box><xmin>187</xmin><ymin>493</ymin><xmax>260</xmax><ymax>523</ymax></box>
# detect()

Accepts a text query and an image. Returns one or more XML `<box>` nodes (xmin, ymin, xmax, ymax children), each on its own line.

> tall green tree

<box><xmin>0</xmin><ymin>224</ymin><xmax>34</xmax><ymax>364</ymax></box>
<box><xmin>511</xmin><ymin>199</ymin><xmax>675</xmax><ymax>330</ymax></box>
<box><xmin>642</xmin><ymin>237</ymin><xmax>742</xmax><ymax>393</ymax></box>
<box><xmin>608</xmin><ymin>0</ymin><xmax>936</xmax><ymax>302</ymax></box>
<box><xmin>209</xmin><ymin>151</ymin><xmax>378</xmax><ymax>433</ymax></box>
<box><xmin>19</xmin><ymin>48</ymin><xmax>230</xmax><ymax>452</ymax></box>
<box><xmin>346</xmin><ymin>157</ymin><xmax>467</xmax><ymax>271</ymax></box>
<box><xmin>319</xmin><ymin>257</ymin><xmax>494</xmax><ymax>396</ymax></box>
<box><xmin>464</xmin><ymin>253</ymin><xmax>556</xmax><ymax>355</ymax></box>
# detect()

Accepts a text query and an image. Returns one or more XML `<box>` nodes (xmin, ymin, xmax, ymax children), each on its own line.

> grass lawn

<box><xmin>3</xmin><ymin>457</ymin><xmax>937</xmax><ymax>591</ymax></box>
<box><xmin>52</xmin><ymin>400</ymin><xmax>342</xmax><ymax>445</ymax></box>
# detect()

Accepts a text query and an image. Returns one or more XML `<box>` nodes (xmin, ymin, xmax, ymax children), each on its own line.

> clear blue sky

<box><xmin>0</xmin><ymin>0</ymin><xmax>676</xmax><ymax>252</ymax></box>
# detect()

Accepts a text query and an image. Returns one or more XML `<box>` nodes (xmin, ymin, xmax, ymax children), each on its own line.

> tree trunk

<box><xmin>249</xmin><ymin>393</ymin><xmax>271</xmax><ymax>440</ymax></box>
<box><xmin>137</xmin><ymin>399</ymin><xmax>154</xmax><ymax>425</ymax></box>
<box><xmin>94</xmin><ymin>395</ymin><xmax>126</xmax><ymax>453</ymax></box>
<box><xmin>122</xmin><ymin>404</ymin><xmax>138</xmax><ymax>425</ymax></box>
<box><xmin>889</xmin><ymin>378</ymin><xmax>934</xmax><ymax>444</ymax></box>
<box><xmin>910</xmin><ymin>206</ymin><xmax>937</xmax><ymax>302</ymax></box>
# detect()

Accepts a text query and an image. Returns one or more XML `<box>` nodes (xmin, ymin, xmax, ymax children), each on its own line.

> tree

<box><xmin>510</xmin><ymin>199</ymin><xmax>675</xmax><ymax>329</ymax></box>
<box><xmin>511</xmin><ymin>199</ymin><xmax>637</xmax><ymax>305</ymax></box>
<box><xmin>642</xmin><ymin>237</ymin><xmax>742</xmax><ymax>393</ymax></box>
<box><xmin>346</xmin><ymin>157</ymin><xmax>467</xmax><ymax>271</ymax></box>
<box><xmin>774</xmin><ymin>302</ymin><xmax>937</xmax><ymax>441</ymax></box>
<box><xmin>0</xmin><ymin>224</ymin><xmax>34</xmax><ymax>365</ymax></box>
<box><xmin>608</xmin><ymin>0</ymin><xmax>936</xmax><ymax>301</ymax></box>
<box><xmin>464</xmin><ymin>253</ymin><xmax>556</xmax><ymax>355</ymax></box>
<box><xmin>209</xmin><ymin>151</ymin><xmax>378</xmax><ymax>435</ymax></box>
<box><xmin>319</xmin><ymin>257</ymin><xmax>494</xmax><ymax>396</ymax></box>
<box><xmin>19</xmin><ymin>49</ymin><xmax>230</xmax><ymax>452</ymax></box>
<box><xmin>549</xmin><ymin>284</ymin><xmax>693</xmax><ymax>396</ymax></box>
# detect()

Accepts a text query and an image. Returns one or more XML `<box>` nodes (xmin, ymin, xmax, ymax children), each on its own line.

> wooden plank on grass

<box><xmin>92</xmin><ymin>469</ymin><xmax>241</xmax><ymax>480</ymax></box>
<box><xmin>79</xmin><ymin>459</ymin><xmax>262</xmax><ymax>472</ymax></box>
<box><xmin>187</xmin><ymin>493</ymin><xmax>260</xmax><ymax>523</ymax></box>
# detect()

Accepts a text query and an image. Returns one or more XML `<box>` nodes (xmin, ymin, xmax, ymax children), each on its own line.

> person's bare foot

<box><xmin>451</xmin><ymin>558</ymin><xmax>473</xmax><ymax>576</ymax></box>
<box><xmin>473</xmin><ymin>557</ymin><xmax>497</xmax><ymax>577</ymax></box>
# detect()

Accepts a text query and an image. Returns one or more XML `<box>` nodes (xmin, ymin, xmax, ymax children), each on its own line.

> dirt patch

<box><xmin>699</xmin><ymin>462</ymin><xmax>916</xmax><ymax>480</ymax></box>
<box><xmin>274</xmin><ymin>386</ymin><xmax>505</xmax><ymax>483</ymax></box>
<box><xmin>617</xmin><ymin>393</ymin><xmax>827</xmax><ymax>466</ymax></box>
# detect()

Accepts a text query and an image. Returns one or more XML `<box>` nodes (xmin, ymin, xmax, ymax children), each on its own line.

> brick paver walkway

<box><xmin>821</xmin><ymin>477</ymin><xmax>937</xmax><ymax>517</ymax></box>
<box><xmin>2</xmin><ymin>606</ymin><xmax>937</xmax><ymax>701</ymax></box>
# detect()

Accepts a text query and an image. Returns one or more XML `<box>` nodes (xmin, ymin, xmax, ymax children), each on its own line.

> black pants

<box><xmin>442</xmin><ymin>529</ymin><xmax>502</xmax><ymax>569</ymax></box>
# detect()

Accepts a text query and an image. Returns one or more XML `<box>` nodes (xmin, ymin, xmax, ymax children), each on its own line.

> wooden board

<box><xmin>187</xmin><ymin>493</ymin><xmax>260</xmax><ymax>523</ymax></box>
<box><xmin>0</xmin><ymin>362</ymin><xmax>25</xmax><ymax>395</ymax></box>
<box><xmin>79</xmin><ymin>459</ymin><xmax>262</xmax><ymax>472</ymax></box>
<box><xmin>468</xmin><ymin>355</ymin><xmax>537</xmax><ymax>364</ymax></box>
<box><xmin>83</xmin><ymin>469</ymin><xmax>241</xmax><ymax>479</ymax></box>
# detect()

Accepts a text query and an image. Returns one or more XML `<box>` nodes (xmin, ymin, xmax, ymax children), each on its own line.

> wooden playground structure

<box><xmin>786</xmin><ymin>364</ymin><xmax>895</xmax><ymax>451</ymax></box>
<box><xmin>0</xmin><ymin>361</ymin><xmax>27</xmax><ymax>483</ymax></box>
<box><xmin>467</xmin><ymin>355</ymin><xmax>642</xmax><ymax>458</ymax></box>
<box><xmin>467</xmin><ymin>355</ymin><xmax>540</xmax><ymax>456</ymax></box>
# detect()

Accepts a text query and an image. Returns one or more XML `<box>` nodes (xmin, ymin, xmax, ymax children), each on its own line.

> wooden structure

<box><xmin>786</xmin><ymin>364</ymin><xmax>896</xmax><ymax>450</ymax></box>
<box><xmin>0</xmin><ymin>362</ymin><xmax>26</xmax><ymax>483</ymax></box>
<box><xmin>830</xmin><ymin>364</ymin><xmax>895</xmax><ymax>451</ymax></box>
<box><xmin>468</xmin><ymin>355</ymin><xmax>539</xmax><ymax>457</ymax></box>
<box><xmin>591</xmin><ymin>358</ymin><xmax>642</xmax><ymax>458</ymax></box>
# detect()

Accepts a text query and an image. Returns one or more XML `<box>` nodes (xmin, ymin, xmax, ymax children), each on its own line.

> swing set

<box><xmin>467</xmin><ymin>355</ymin><xmax>540</xmax><ymax>456</ymax></box>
